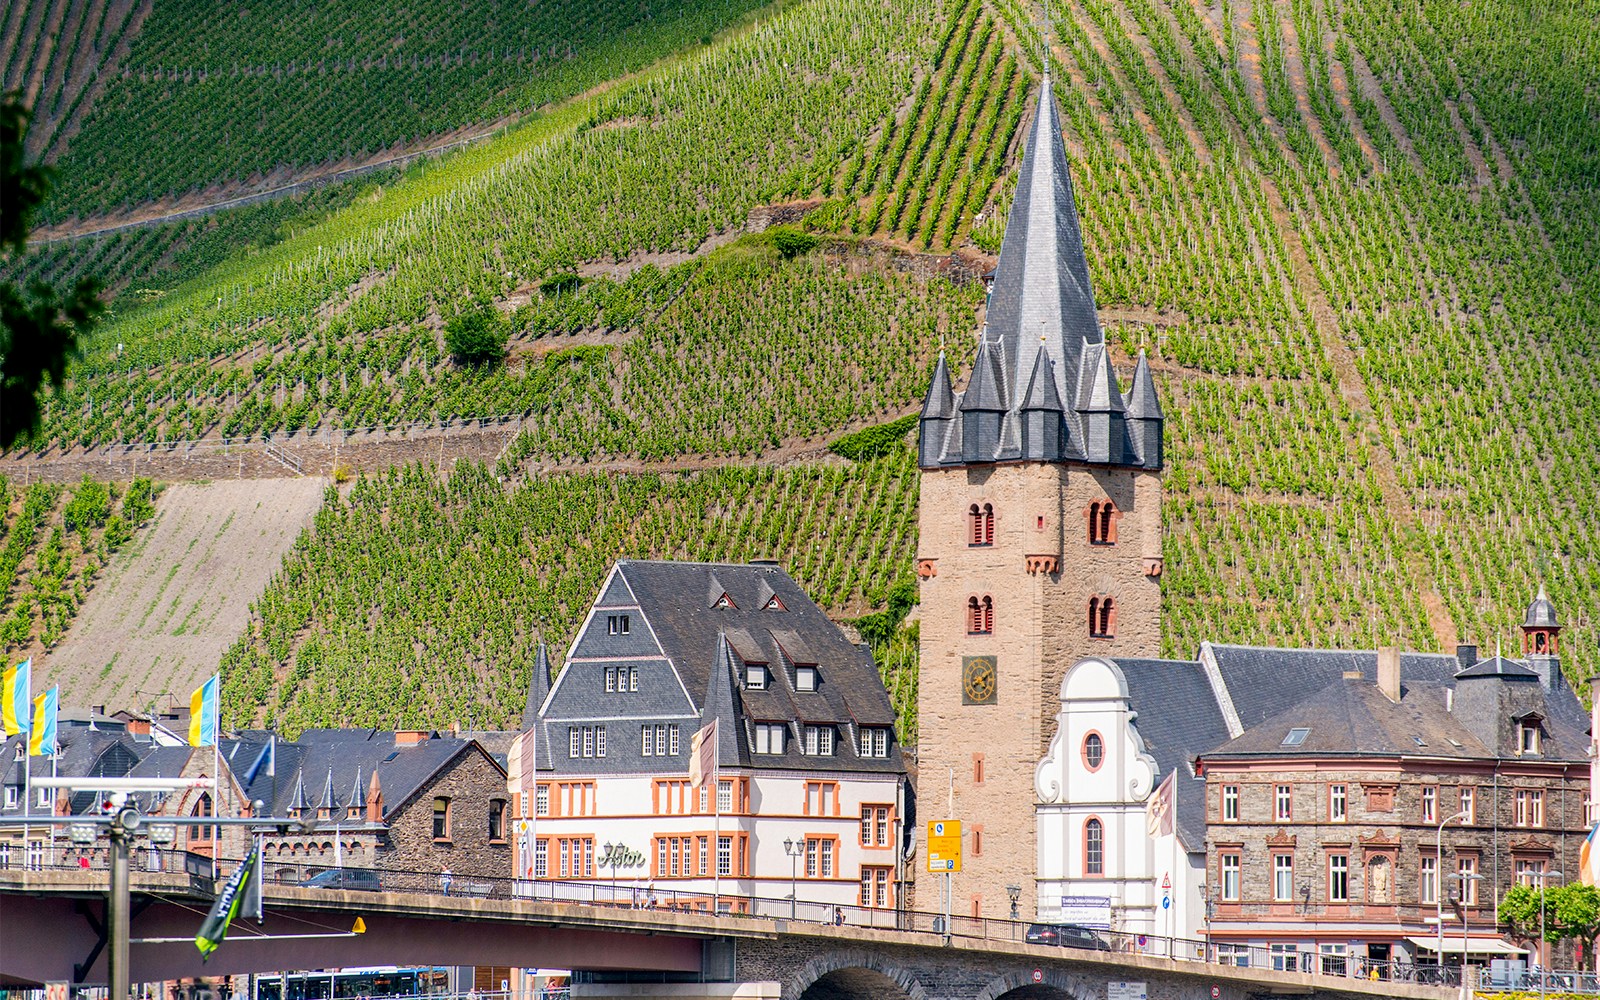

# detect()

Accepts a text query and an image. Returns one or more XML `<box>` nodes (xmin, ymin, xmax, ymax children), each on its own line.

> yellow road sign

<box><xmin>927</xmin><ymin>819</ymin><xmax>962</xmax><ymax>873</ymax></box>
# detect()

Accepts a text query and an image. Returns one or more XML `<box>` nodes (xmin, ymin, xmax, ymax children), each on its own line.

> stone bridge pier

<box><xmin>572</xmin><ymin>924</ymin><xmax>1452</xmax><ymax>1000</ymax></box>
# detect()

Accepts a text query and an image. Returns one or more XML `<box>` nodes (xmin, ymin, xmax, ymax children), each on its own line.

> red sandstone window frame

<box><xmin>860</xmin><ymin>865</ymin><xmax>894</xmax><ymax>909</ymax></box>
<box><xmin>860</xmin><ymin>804</ymin><xmax>893</xmax><ymax>848</ymax></box>
<box><xmin>1274</xmin><ymin>784</ymin><xmax>1293</xmax><ymax>822</ymax></box>
<box><xmin>1221</xmin><ymin>784</ymin><xmax>1239</xmax><ymax>822</ymax></box>
<box><xmin>1087</xmin><ymin>500</ymin><xmax>1120</xmax><ymax>545</ymax></box>
<box><xmin>1088</xmin><ymin>596</ymin><xmax>1115</xmax><ymax>639</ymax></box>
<box><xmin>1327</xmin><ymin>853</ymin><xmax>1350</xmax><ymax>903</ymax></box>
<box><xmin>1219</xmin><ymin>851</ymin><xmax>1241</xmax><ymax>901</ymax></box>
<box><xmin>1421</xmin><ymin>785</ymin><xmax>1438</xmax><ymax>823</ymax></box>
<box><xmin>968</xmin><ymin>503</ymin><xmax>995</xmax><ymax>547</ymax></box>
<box><xmin>1081</xmin><ymin>731</ymin><xmax>1105</xmax><ymax>772</ymax></box>
<box><xmin>1329</xmin><ymin>783</ymin><xmax>1347</xmax><ymax>822</ymax></box>
<box><xmin>968</xmin><ymin>594</ymin><xmax>994</xmax><ymax>635</ymax></box>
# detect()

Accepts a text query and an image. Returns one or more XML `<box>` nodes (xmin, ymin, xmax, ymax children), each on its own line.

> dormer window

<box><xmin>803</xmin><ymin>725</ymin><xmax>835</xmax><ymax>756</ymax></box>
<box><xmin>796</xmin><ymin>666</ymin><xmax>818</xmax><ymax>692</ymax></box>
<box><xmin>764</xmin><ymin>595</ymin><xmax>786</xmax><ymax>612</ymax></box>
<box><xmin>1519</xmin><ymin>720</ymin><xmax>1543</xmax><ymax>755</ymax></box>
<box><xmin>858</xmin><ymin>727</ymin><xmax>890</xmax><ymax>758</ymax></box>
<box><xmin>716</xmin><ymin>593</ymin><xmax>736</xmax><ymax>609</ymax></box>
<box><xmin>607</xmin><ymin>614</ymin><xmax>630</xmax><ymax>635</ymax></box>
<box><xmin>746</xmin><ymin>665</ymin><xmax>768</xmax><ymax>690</ymax></box>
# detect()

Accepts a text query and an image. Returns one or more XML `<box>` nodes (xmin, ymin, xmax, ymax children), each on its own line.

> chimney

<box><xmin>127</xmin><ymin>719</ymin><xmax>151</xmax><ymax>736</ymax></box>
<box><xmin>1456</xmin><ymin>644</ymin><xmax>1478</xmax><ymax>673</ymax></box>
<box><xmin>394</xmin><ymin>730</ymin><xmax>429</xmax><ymax>747</ymax></box>
<box><xmin>1377</xmin><ymin>646</ymin><xmax>1402</xmax><ymax>703</ymax></box>
<box><xmin>92</xmin><ymin>704</ymin><xmax>106</xmax><ymax>716</ymax></box>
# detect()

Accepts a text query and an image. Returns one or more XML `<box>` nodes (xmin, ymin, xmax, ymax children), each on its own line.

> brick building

<box><xmin>914</xmin><ymin>73</ymin><xmax>1165</xmax><ymax>920</ymax></box>
<box><xmin>1194</xmin><ymin>602</ymin><xmax>1589</xmax><ymax>976</ymax></box>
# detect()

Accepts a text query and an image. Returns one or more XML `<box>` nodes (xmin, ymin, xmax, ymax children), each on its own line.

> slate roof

<box><xmin>918</xmin><ymin>77</ymin><xmax>1161</xmax><ymax>471</ymax></box>
<box><xmin>536</xmin><ymin>560</ymin><xmax>905</xmax><ymax>778</ymax></box>
<box><xmin>2</xmin><ymin>729</ymin><xmax>148</xmax><ymax>815</ymax></box>
<box><xmin>1113</xmin><ymin>658</ymin><xmax>1229</xmax><ymax>849</ymax></box>
<box><xmin>1198</xmin><ymin>676</ymin><xmax>1588</xmax><ymax>765</ymax></box>
<box><xmin>1525</xmin><ymin>587</ymin><xmax>1560</xmax><ymax>628</ymax></box>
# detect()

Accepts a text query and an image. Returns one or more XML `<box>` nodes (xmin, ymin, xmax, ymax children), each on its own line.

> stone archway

<box><xmin>784</xmin><ymin>950</ymin><xmax>927</xmax><ymax>1000</ymax></box>
<box><xmin>975</xmin><ymin>968</ymin><xmax>1097</xmax><ymax>1000</ymax></box>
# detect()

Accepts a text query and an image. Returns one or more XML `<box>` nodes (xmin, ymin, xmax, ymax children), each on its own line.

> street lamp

<box><xmin>1528</xmin><ymin>869</ymin><xmax>1564</xmax><ymax>1000</ymax></box>
<box><xmin>1435</xmin><ymin>809</ymin><xmax>1470</xmax><ymax>962</ymax></box>
<box><xmin>1457</xmin><ymin>872</ymin><xmax>1482</xmax><ymax>1000</ymax></box>
<box><xmin>603</xmin><ymin>842</ymin><xmax>620</xmax><ymax>903</ymax></box>
<box><xmin>1006</xmin><ymin>884</ymin><xmax>1021</xmax><ymax>939</ymax></box>
<box><xmin>783</xmin><ymin>838</ymin><xmax>804</xmax><ymax>919</ymax></box>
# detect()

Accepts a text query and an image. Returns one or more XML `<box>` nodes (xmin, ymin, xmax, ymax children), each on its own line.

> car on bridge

<box><xmin>298</xmin><ymin>868</ymin><xmax>382</xmax><ymax>892</ymax></box>
<box><xmin>1024</xmin><ymin>923</ymin><xmax>1113</xmax><ymax>951</ymax></box>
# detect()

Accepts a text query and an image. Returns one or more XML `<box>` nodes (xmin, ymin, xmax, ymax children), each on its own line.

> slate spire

<box><xmin>984</xmin><ymin>75</ymin><xmax>1101</xmax><ymax>400</ymax></box>
<box><xmin>1123</xmin><ymin>349</ymin><xmax>1164</xmax><ymax>469</ymax></box>
<box><xmin>347</xmin><ymin>766</ymin><xmax>367</xmax><ymax>810</ymax></box>
<box><xmin>918</xmin><ymin>351</ymin><xmax>957</xmax><ymax>467</ymax></box>
<box><xmin>1019</xmin><ymin>338</ymin><xmax>1067</xmax><ymax>461</ymax></box>
<box><xmin>702</xmin><ymin>634</ymin><xmax>743</xmax><ymax>766</ymax></box>
<box><xmin>1076</xmin><ymin>340</ymin><xmax>1127</xmax><ymax>465</ymax></box>
<box><xmin>958</xmin><ymin>334</ymin><xmax>1008</xmax><ymax>463</ymax></box>
<box><xmin>317</xmin><ymin>767</ymin><xmax>337</xmax><ymax>813</ymax></box>
<box><xmin>522</xmin><ymin>641</ymin><xmax>552</xmax><ymax>730</ymax></box>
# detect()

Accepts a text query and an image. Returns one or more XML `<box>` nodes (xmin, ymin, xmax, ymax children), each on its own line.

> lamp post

<box><xmin>783</xmin><ymin>838</ymin><xmax>803</xmax><ymax>919</ymax></box>
<box><xmin>1457</xmin><ymin>871</ymin><xmax>1482</xmax><ymax>1000</ymax></box>
<box><xmin>1006</xmin><ymin>884</ymin><xmax>1021</xmax><ymax>939</ymax></box>
<box><xmin>1435</xmin><ymin>809</ymin><xmax>1470</xmax><ymax>963</ymax></box>
<box><xmin>1528</xmin><ymin>868</ymin><xmax>1563</xmax><ymax>1000</ymax></box>
<box><xmin>603</xmin><ymin>842</ymin><xmax>619</xmax><ymax>903</ymax></box>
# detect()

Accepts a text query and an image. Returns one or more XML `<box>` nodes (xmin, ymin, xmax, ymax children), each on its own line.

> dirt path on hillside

<box><xmin>43</xmin><ymin>478</ymin><xmax>327</xmax><ymax>711</ymax></box>
<box><xmin>1061</xmin><ymin>0</ymin><xmax>1173</xmax><ymax>169</ymax></box>
<box><xmin>1105</xmin><ymin>0</ymin><xmax>1215</xmax><ymax>166</ymax></box>
<box><xmin>1312</xmin><ymin>0</ymin><xmax>1383</xmax><ymax>174</ymax></box>
<box><xmin>1271</xmin><ymin>0</ymin><xmax>1340</xmax><ymax>175</ymax></box>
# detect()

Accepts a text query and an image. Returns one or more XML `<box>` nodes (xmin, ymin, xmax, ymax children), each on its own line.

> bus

<box><xmin>255</xmin><ymin>968</ymin><xmax>451</xmax><ymax>1000</ymax></box>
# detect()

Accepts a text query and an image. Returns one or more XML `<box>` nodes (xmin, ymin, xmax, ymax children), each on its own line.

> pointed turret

<box><xmin>288</xmin><ymin>772</ymin><xmax>311</xmax><ymax>816</ymax></box>
<box><xmin>1019</xmin><ymin>341</ymin><xmax>1067</xmax><ymax>461</ymax></box>
<box><xmin>918</xmin><ymin>352</ymin><xmax>957</xmax><ymax>467</ymax></box>
<box><xmin>522</xmin><ymin>642</ymin><xmax>552</xmax><ymax>730</ymax></box>
<box><xmin>347</xmin><ymin>766</ymin><xmax>367</xmax><ymax>812</ymax></box>
<box><xmin>702</xmin><ymin>634</ymin><xmax>744</xmax><ymax>767</ymax></box>
<box><xmin>1123</xmin><ymin>349</ymin><xmax>1164</xmax><ymax>469</ymax></box>
<box><xmin>958</xmin><ymin>335</ymin><xmax>1009</xmax><ymax>462</ymax></box>
<box><xmin>317</xmin><ymin>767</ymin><xmax>338</xmax><ymax>815</ymax></box>
<box><xmin>1075</xmin><ymin>340</ymin><xmax>1128</xmax><ymax>465</ymax></box>
<box><xmin>985</xmin><ymin>75</ymin><xmax>1101</xmax><ymax>400</ymax></box>
<box><xmin>1522</xmin><ymin>586</ymin><xmax>1562</xmax><ymax>691</ymax></box>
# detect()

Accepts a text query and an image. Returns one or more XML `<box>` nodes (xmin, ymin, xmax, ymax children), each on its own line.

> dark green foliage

<box><xmin>445</xmin><ymin>307</ymin><xmax>509</xmax><ymax>365</ymax></box>
<box><xmin>540</xmin><ymin>272</ymin><xmax>581</xmax><ymax>298</ymax></box>
<box><xmin>768</xmin><ymin>225</ymin><xmax>821</xmax><ymax>258</ymax></box>
<box><xmin>0</xmin><ymin>93</ymin><xmax>101</xmax><ymax>450</ymax></box>
<box><xmin>120</xmin><ymin>478</ymin><xmax>157</xmax><ymax>526</ymax></box>
<box><xmin>63</xmin><ymin>476</ymin><xmax>111</xmax><ymax>536</ymax></box>
<box><xmin>828</xmin><ymin>414</ymin><xmax>918</xmax><ymax>461</ymax></box>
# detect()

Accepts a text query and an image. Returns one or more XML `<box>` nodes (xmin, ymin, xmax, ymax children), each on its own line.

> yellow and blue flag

<box><xmin>28</xmin><ymin>687</ymin><xmax>57</xmax><ymax>757</ymax></box>
<box><xmin>189</xmin><ymin>675</ymin><xmax>219</xmax><ymax>747</ymax></box>
<box><xmin>1</xmin><ymin>659</ymin><xmax>30</xmax><ymax>738</ymax></box>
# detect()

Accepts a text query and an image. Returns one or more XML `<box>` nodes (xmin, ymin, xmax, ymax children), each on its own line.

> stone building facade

<box><xmin>1196</xmin><ymin>631</ymin><xmax>1591</xmax><ymax>975</ymax></box>
<box><xmin>915</xmin><ymin>74</ymin><xmax>1164</xmax><ymax>919</ymax></box>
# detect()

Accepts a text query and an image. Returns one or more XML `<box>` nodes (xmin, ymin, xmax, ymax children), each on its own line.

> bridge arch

<box><xmin>782</xmin><ymin>949</ymin><xmax>928</xmax><ymax>1000</ymax></box>
<box><xmin>975</xmin><ymin>968</ymin><xmax>1097</xmax><ymax>1000</ymax></box>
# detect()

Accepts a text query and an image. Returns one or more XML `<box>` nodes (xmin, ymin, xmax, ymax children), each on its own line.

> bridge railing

<box><xmin>9</xmin><ymin>853</ymin><xmax>1561</xmax><ymax>991</ymax></box>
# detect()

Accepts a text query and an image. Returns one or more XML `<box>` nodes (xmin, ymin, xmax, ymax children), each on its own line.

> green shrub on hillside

<box><xmin>445</xmin><ymin>307</ymin><xmax>509</xmax><ymax>365</ymax></box>
<box><xmin>829</xmin><ymin>415</ymin><xmax>918</xmax><ymax>461</ymax></box>
<box><xmin>768</xmin><ymin>226</ymin><xmax>821</xmax><ymax>258</ymax></box>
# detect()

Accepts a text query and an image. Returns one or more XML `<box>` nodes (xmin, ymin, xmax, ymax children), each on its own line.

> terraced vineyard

<box><xmin>0</xmin><ymin>474</ymin><xmax>158</xmax><ymax>661</ymax></box>
<box><xmin>23</xmin><ymin>0</ymin><xmax>773</xmax><ymax>222</ymax></box>
<box><xmin>10</xmin><ymin>0</ymin><xmax>1598</xmax><ymax>733</ymax></box>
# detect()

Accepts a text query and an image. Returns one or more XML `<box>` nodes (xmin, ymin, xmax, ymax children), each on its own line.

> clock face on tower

<box><xmin>962</xmin><ymin>655</ymin><xmax>997</xmax><ymax>705</ymax></box>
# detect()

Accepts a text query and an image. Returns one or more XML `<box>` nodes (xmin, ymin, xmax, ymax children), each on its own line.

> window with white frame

<box><xmin>1515</xmin><ymin>789</ymin><xmax>1545</xmax><ymax>827</ymax></box>
<box><xmin>1217</xmin><ymin>944</ymin><xmax>1250</xmax><ymax>967</ymax></box>
<box><xmin>641</xmin><ymin>726</ymin><xmax>653</xmax><ymax>756</ymax></box>
<box><xmin>654</xmin><ymin>724</ymin><xmax>667</xmax><ymax>757</ymax></box>
<box><xmin>796</xmin><ymin>666</ymin><xmax>817</xmax><ymax>692</ymax></box>
<box><xmin>803</xmin><ymin>725</ymin><xmax>834</xmax><ymax>756</ymax></box>
<box><xmin>745</xmin><ymin>665</ymin><xmax>767</xmax><ymax>690</ymax></box>
<box><xmin>754</xmin><ymin>722</ymin><xmax>786</xmax><ymax>754</ymax></box>
<box><xmin>0</xmin><ymin>842</ymin><xmax>9</xmax><ymax>869</ymax></box>
<box><xmin>668</xmin><ymin>724</ymin><xmax>680</xmax><ymax>756</ymax></box>
<box><xmin>1421</xmin><ymin>785</ymin><xmax>1437</xmax><ymax>823</ymax></box>
<box><xmin>534</xmin><ymin>840</ymin><xmax>548</xmax><ymax>878</ymax></box>
<box><xmin>25</xmin><ymin>841</ymin><xmax>42</xmax><ymax>871</ymax></box>
<box><xmin>1270</xmin><ymin>944</ymin><xmax>1300</xmax><ymax>972</ymax></box>
<box><xmin>1275</xmin><ymin>784</ymin><xmax>1292</xmax><ymax>821</ymax></box>
<box><xmin>1516</xmin><ymin>859</ymin><xmax>1545</xmax><ymax>886</ymax></box>
<box><xmin>535</xmin><ymin>784</ymin><xmax>549</xmax><ymax>816</ymax></box>
<box><xmin>607</xmin><ymin>614</ymin><xmax>630</xmax><ymax>635</ymax></box>
<box><xmin>1273</xmin><ymin>854</ymin><xmax>1294</xmax><ymax>901</ymax></box>
<box><xmin>1222</xmin><ymin>785</ymin><xmax>1239</xmax><ymax>822</ymax></box>
<box><xmin>605</xmin><ymin>666</ymin><xmax>616</xmax><ymax>692</ymax></box>
<box><xmin>1520</xmin><ymin>720</ymin><xmax>1542</xmax><ymax>754</ymax></box>
<box><xmin>1220</xmin><ymin>853</ymin><xmax>1240</xmax><ymax>901</ymax></box>
<box><xmin>595</xmin><ymin>727</ymin><xmax>607</xmax><ymax>758</ymax></box>
<box><xmin>1319</xmin><ymin>943</ymin><xmax>1348</xmax><ymax>977</ymax></box>
<box><xmin>1459</xmin><ymin>786</ymin><xmax>1475</xmax><ymax>823</ymax></box>
<box><xmin>1328</xmin><ymin>854</ymin><xmax>1349</xmax><ymax>902</ymax></box>
<box><xmin>859</xmin><ymin>727</ymin><xmax>889</xmax><ymax>758</ymax></box>
<box><xmin>717</xmin><ymin>835</ymin><xmax>733</xmax><ymax>876</ymax></box>
<box><xmin>1458</xmin><ymin>856</ymin><xmax>1479</xmax><ymax>904</ymax></box>
<box><xmin>1329</xmin><ymin>784</ymin><xmax>1347</xmax><ymax>822</ymax></box>
<box><xmin>2</xmin><ymin>786</ymin><xmax>16</xmax><ymax>809</ymax></box>
<box><xmin>1420</xmin><ymin>856</ymin><xmax>1437</xmax><ymax>904</ymax></box>
<box><xmin>582</xmin><ymin>727</ymin><xmax>595</xmax><ymax>758</ymax></box>
<box><xmin>717</xmin><ymin>780</ymin><xmax>733</xmax><ymax>814</ymax></box>
<box><xmin>569</xmin><ymin>727</ymin><xmax>581</xmax><ymax>758</ymax></box>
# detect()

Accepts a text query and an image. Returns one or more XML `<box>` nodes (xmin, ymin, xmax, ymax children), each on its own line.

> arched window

<box><xmin>968</xmin><ymin>503</ymin><xmax>995</xmax><ymax>546</ymax></box>
<box><xmin>1083</xmin><ymin>732</ymin><xmax>1104</xmax><ymax>770</ymax></box>
<box><xmin>967</xmin><ymin>595</ymin><xmax>994</xmax><ymax>635</ymax></box>
<box><xmin>188</xmin><ymin>793</ymin><xmax>213</xmax><ymax>843</ymax></box>
<box><xmin>1088</xmin><ymin>500</ymin><xmax>1119</xmax><ymax>545</ymax></box>
<box><xmin>1089</xmin><ymin>596</ymin><xmax>1115</xmax><ymax>639</ymax></box>
<box><xmin>1084</xmin><ymin>818</ymin><xmax>1104</xmax><ymax>876</ymax></box>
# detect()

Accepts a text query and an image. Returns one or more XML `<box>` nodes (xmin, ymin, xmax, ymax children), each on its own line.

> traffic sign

<box><xmin>1161</xmin><ymin>872</ymin><xmax>1171</xmax><ymax>890</ymax></box>
<box><xmin>1032</xmin><ymin>970</ymin><xmax>1042</xmax><ymax>984</ymax></box>
<box><xmin>927</xmin><ymin>819</ymin><xmax>962</xmax><ymax>874</ymax></box>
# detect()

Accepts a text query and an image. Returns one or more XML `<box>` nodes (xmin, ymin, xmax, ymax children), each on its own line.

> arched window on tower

<box><xmin>189</xmin><ymin>793</ymin><xmax>213</xmax><ymax>844</ymax></box>
<box><xmin>968</xmin><ymin>503</ymin><xmax>995</xmax><ymax>547</ymax></box>
<box><xmin>967</xmin><ymin>595</ymin><xmax>993</xmax><ymax>635</ymax></box>
<box><xmin>1088</xmin><ymin>596</ymin><xmax>1115</xmax><ymax>639</ymax></box>
<box><xmin>1088</xmin><ymin>500</ymin><xmax>1119</xmax><ymax>545</ymax></box>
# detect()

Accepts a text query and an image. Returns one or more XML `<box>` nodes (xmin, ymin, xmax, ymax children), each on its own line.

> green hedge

<box><xmin>828</xmin><ymin>414</ymin><xmax>917</xmax><ymax>461</ymax></box>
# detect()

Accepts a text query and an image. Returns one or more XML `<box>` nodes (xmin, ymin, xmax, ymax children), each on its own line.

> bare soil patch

<box><xmin>42</xmin><ymin>477</ymin><xmax>327</xmax><ymax>711</ymax></box>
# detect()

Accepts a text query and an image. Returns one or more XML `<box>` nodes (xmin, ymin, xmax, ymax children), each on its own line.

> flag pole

<box><xmin>212</xmin><ymin>674</ymin><xmax>221</xmax><ymax>882</ymax></box>
<box><xmin>712</xmin><ymin>719</ymin><xmax>720</xmax><ymax>915</ymax></box>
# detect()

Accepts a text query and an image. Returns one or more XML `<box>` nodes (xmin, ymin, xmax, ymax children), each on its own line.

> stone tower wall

<box><xmin>915</xmin><ymin>460</ymin><xmax>1161</xmax><ymax>919</ymax></box>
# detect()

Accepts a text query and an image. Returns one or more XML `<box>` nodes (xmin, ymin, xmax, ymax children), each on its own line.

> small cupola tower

<box><xmin>958</xmin><ymin>335</ymin><xmax>1008</xmax><ymax>463</ymax></box>
<box><xmin>919</xmin><ymin>352</ymin><xmax>957</xmax><ymax>467</ymax></box>
<box><xmin>1523</xmin><ymin>586</ymin><xmax>1560</xmax><ymax>657</ymax></box>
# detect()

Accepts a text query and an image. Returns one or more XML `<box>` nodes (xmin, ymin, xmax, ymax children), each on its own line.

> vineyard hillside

<box><xmin>9</xmin><ymin>0</ymin><xmax>1598</xmax><ymax>737</ymax></box>
<box><xmin>40</xmin><ymin>477</ymin><xmax>325</xmax><ymax>712</ymax></box>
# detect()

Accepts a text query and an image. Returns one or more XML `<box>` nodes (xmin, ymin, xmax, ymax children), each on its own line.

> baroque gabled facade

<box><xmin>915</xmin><ymin>75</ymin><xmax>1165</xmax><ymax>919</ymax></box>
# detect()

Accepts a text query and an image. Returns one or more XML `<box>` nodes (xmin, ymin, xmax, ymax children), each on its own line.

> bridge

<box><xmin>1</xmin><ymin>870</ymin><xmax>1451</xmax><ymax>1000</ymax></box>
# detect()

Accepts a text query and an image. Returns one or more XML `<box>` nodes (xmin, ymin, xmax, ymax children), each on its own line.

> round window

<box><xmin>1083</xmin><ymin>732</ymin><xmax>1104</xmax><ymax>770</ymax></box>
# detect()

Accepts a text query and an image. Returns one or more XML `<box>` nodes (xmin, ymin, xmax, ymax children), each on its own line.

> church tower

<box><xmin>914</xmin><ymin>77</ymin><xmax>1164</xmax><ymax>920</ymax></box>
